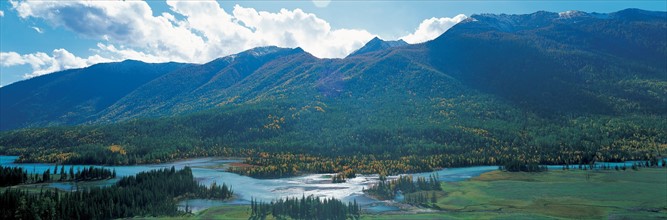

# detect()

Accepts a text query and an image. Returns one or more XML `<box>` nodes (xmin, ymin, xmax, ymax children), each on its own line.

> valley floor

<box><xmin>162</xmin><ymin>168</ymin><xmax>667</xmax><ymax>219</ymax></box>
<box><xmin>369</xmin><ymin>168</ymin><xmax>667</xmax><ymax>219</ymax></box>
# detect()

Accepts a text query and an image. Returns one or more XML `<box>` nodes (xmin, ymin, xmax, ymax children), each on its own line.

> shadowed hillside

<box><xmin>0</xmin><ymin>9</ymin><xmax>665</xmax><ymax>171</ymax></box>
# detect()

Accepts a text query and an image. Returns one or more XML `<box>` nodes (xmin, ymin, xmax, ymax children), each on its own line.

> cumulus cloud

<box><xmin>401</xmin><ymin>14</ymin><xmax>468</xmax><ymax>44</ymax></box>
<box><xmin>10</xmin><ymin>0</ymin><xmax>374</xmax><ymax>64</ymax></box>
<box><xmin>230</xmin><ymin>6</ymin><xmax>374</xmax><ymax>58</ymax></box>
<box><xmin>0</xmin><ymin>10</ymin><xmax>4</xmax><ymax>17</ymax></box>
<box><xmin>11</xmin><ymin>0</ymin><xmax>205</xmax><ymax>63</ymax></box>
<box><xmin>0</xmin><ymin>49</ymin><xmax>115</xmax><ymax>78</ymax></box>
<box><xmin>6</xmin><ymin>1</ymin><xmax>466</xmax><ymax>81</ymax></box>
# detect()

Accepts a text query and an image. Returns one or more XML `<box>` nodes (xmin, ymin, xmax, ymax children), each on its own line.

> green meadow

<box><xmin>365</xmin><ymin>168</ymin><xmax>667</xmax><ymax>219</ymax></box>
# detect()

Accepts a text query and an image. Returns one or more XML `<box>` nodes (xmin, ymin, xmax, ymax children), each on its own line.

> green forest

<box><xmin>0</xmin><ymin>165</ymin><xmax>116</xmax><ymax>186</ymax></box>
<box><xmin>1</xmin><ymin>102</ymin><xmax>664</xmax><ymax>178</ymax></box>
<box><xmin>250</xmin><ymin>195</ymin><xmax>360</xmax><ymax>220</ymax></box>
<box><xmin>0</xmin><ymin>166</ymin><xmax>232</xmax><ymax>219</ymax></box>
<box><xmin>364</xmin><ymin>174</ymin><xmax>441</xmax><ymax>201</ymax></box>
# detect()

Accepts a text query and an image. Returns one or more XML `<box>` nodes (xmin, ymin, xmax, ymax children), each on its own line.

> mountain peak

<box><xmin>240</xmin><ymin>46</ymin><xmax>290</xmax><ymax>57</ymax></box>
<box><xmin>462</xmin><ymin>9</ymin><xmax>665</xmax><ymax>34</ymax></box>
<box><xmin>466</xmin><ymin>11</ymin><xmax>559</xmax><ymax>32</ymax></box>
<box><xmin>611</xmin><ymin>8</ymin><xmax>667</xmax><ymax>21</ymax></box>
<box><xmin>211</xmin><ymin>46</ymin><xmax>307</xmax><ymax>64</ymax></box>
<box><xmin>367</xmin><ymin>36</ymin><xmax>383</xmax><ymax>44</ymax></box>
<box><xmin>3</xmin><ymin>8</ymin><xmax>665</xmax><ymax>132</ymax></box>
<box><xmin>347</xmin><ymin>37</ymin><xmax>408</xmax><ymax>57</ymax></box>
<box><xmin>558</xmin><ymin>10</ymin><xmax>586</xmax><ymax>18</ymax></box>
<box><xmin>120</xmin><ymin>59</ymin><xmax>142</xmax><ymax>63</ymax></box>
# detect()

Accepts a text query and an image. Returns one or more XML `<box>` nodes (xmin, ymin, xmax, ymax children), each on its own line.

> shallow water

<box><xmin>3</xmin><ymin>155</ymin><xmax>653</xmax><ymax>213</ymax></box>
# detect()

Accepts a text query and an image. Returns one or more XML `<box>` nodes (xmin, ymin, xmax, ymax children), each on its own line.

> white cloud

<box><xmin>12</xmin><ymin>0</ymin><xmax>206</xmax><ymax>63</ymax></box>
<box><xmin>230</xmin><ymin>5</ymin><xmax>374</xmax><ymax>58</ymax></box>
<box><xmin>11</xmin><ymin>0</ymin><xmax>375</xmax><ymax>64</ymax></box>
<box><xmin>6</xmin><ymin>1</ymin><xmax>467</xmax><ymax>82</ymax></box>
<box><xmin>0</xmin><ymin>10</ymin><xmax>4</xmax><ymax>17</ymax></box>
<box><xmin>31</xmin><ymin>26</ymin><xmax>43</xmax><ymax>33</ymax></box>
<box><xmin>0</xmin><ymin>49</ymin><xmax>115</xmax><ymax>78</ymax></box>
<box><xmin>0</xmin><ymin>52</ymin><xmax>24</xmax><ymax>66</ymax></box>
<box><xmin>401</xmin><ymin>14</ymin><xmax>468</xmax><ymax>44</ymax></box>
<box><xmin>312</xmin><ymin>0</ymin><xmax>331</xmax><ymax>8</ymax></box>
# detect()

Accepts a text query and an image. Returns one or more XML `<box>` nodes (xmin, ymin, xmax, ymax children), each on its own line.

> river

<box><xmin>0</xmin><ymin>155</ymin><xmax>650</xmax><ymax>213</ymax></box>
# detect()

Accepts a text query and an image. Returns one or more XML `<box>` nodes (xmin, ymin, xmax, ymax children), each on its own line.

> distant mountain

<box><xmin>1</xmin><ymin>8</ymin><xmax>665</xmax><ymax>168</ymax></box>
<box><xmin>347</xmin><ymin>37</ymin><xmax>408</xmax><ymax>57</ymax></box>
<box><xmin>0</xmin><ymin>8</ymin><xmax>665</xmax><ymax>134</ymax></box>
<box><xmin>426</xmin><ymin>8</ymin><xmax>667</xmax><ymax>115</ymax></box>
<box><xmin>94</xmin><ymin>46</ymin><xmax>309</xmax><ymax>123</ymax></box>
<box><xmin>0</xmin><ymin>60</ymin><xmax>189</xmax><ymax>130</ymax></box>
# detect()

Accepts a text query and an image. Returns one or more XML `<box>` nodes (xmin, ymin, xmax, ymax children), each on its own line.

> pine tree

<box><xmin>43</xmin><ymin>169</ymin><xmax>51</xmax><ymax>182</ymax></box>
<box><xmin>60</xmin><ymin>166</ymin><xmax>66</xmax><ymax>180</ymax></box>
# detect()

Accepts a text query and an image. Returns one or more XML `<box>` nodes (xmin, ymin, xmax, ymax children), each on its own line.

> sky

<box><xmin>0</xmin><ymin>1</ymin><xmax>665</xmax><ymax>87</ymax></box>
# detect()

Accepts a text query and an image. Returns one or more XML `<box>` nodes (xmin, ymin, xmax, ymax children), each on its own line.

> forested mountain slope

<box><xmin>0</xmin><ymin>60</ymin><xmax>189</xmax><ymax>130</ymax></box>
<box><xmin>0</xmin><ymin>9</ymin><xmax>665</xmax><ymax>171</ymax></box>
<box><xmin>425</xmin><ymin>9</ymin><xmax>666</xmax><ymax>115</ymax></box>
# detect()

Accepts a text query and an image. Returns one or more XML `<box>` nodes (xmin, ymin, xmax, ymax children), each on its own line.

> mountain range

<box><xmin>0</xmin><ymin>9</ymin><xmax>665</xmax><ymax>165</ymax></box>
<box><xmin>2</xmin><ymin>9</ymin><xmax>664</xmax><ymax>131</ymax></box>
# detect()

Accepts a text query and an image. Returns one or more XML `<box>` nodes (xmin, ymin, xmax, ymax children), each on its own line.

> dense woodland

<box><xmin>364</xmin><ymin>174</ymin><xmax>441</xmax><ymax>201</ymax></box>
<box><xmin>0</xmin><ymin>166</ymin><xmax>28</xmax><ymax>186</ymax></box>
<box><xmin>250</xmin><ymin>195</ymin><xmax>360</xmax><ymax>220</ymax></box>
<box><xmin>69</xmin><ymin>166</ymin><xmax>116</xmax><ymax>181</ymax></box>
<box><xmin>0</xmin><ymin>104</ymin><xmax>665</xmax><ymax>179</ymax></box>
<box><xmin>500</xmin><ymin>159</ymin><xmax>548</xmax><ymax>172</ymax></box>
<box><xmin>0</xmin><ymin>167</ymin><xmax>232</xmax><ymax>219</ymax></box>
<box><xmin>0</xmin><ymin>165</ymin><xmax>115</xmax><ymax>186</ymax></box>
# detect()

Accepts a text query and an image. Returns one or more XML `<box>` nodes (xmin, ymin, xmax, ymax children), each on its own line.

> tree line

<box><xmin>0</xmin><ymin>166</ymin><xmax>28</xmax><ymax>186</ymax></box>
<box><xmin>0</xmin><ymin>165</ymin><xmax>116</xmax><ymax>186</ymax></box>
<box><xmin>364</xmin><ymin>174</ymin><xmax>441</xmax><ymax>201</ymax></box>
<box><xmin>250</xmin><ymin>195</ymin><xmax>360</xmax><ymax>220</ymax></box>
<box><xmin>0</xmin><ymin>166</ymin><xmax>233</xmax><ymax>219</ymax></box>
<box><xmin>499</xmin><ymin>159</ymin><xmax>548</xmax><ymax>172</ymax></box>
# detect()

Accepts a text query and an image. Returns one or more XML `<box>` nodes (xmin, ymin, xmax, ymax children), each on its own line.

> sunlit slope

<box><xmin>0</xmin><ymin>9</ymin><xmax>665</xmax><ymax>166</ymax></box>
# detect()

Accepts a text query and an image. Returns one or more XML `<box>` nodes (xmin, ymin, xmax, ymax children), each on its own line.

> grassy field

<box><xmin>365</xmin><ymin>168</ymin><xmax>667</xmax><ymax>219</ymax></box>
<box><xmin>143</xmin><ymin>168</ymin><xmax>666</xmax><ymax>219</ymax></box>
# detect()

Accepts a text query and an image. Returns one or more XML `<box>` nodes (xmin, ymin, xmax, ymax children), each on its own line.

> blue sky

<box><xmin>1</xmin><ymin>1</ymin><xmax>665</xmax><ymax>87</ymax></box>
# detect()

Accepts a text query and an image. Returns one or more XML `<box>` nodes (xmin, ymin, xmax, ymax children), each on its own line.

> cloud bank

<box><xmin>401</xmin><ymin>14</ymin><xmax>468</xmax><ymax>44</ymax></box>
<box><xmin>3</xmin><ymin>1</ymin><xmax>465</xmax><ymax>79</ymax></box>
<box><xmin>1</xmin><ymin>49</ymin><xmax>113</xmax><ymax>78</ymax></box>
